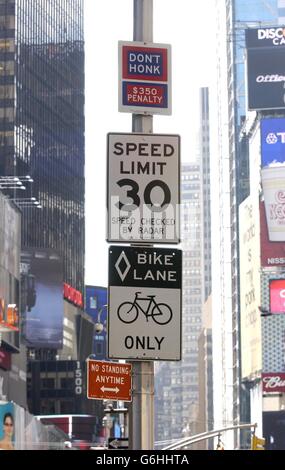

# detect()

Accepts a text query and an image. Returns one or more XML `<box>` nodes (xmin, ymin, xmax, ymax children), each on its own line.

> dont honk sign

<box><xmin>118</xmin><ymin>41</ymin><xmax>172</xmax><ymax>115</ymax></box>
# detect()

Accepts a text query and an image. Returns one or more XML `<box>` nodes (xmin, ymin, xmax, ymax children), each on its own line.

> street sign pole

<box><xmin>129</xmin><ymin>0</ymin><xmax>154</xmax><ymax>451</ymax></box>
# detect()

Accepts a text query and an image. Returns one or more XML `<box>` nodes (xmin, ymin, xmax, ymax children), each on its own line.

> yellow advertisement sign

<box><xmin>239</xmin><ymin>194</ymin><xmax>262</xmax><ymax>379</ymax></box>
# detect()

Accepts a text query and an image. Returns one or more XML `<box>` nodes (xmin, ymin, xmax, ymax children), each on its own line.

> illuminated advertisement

<box><xmin>246</xmin><ymin>47</ymin><xmax>285</xmax><ymax>111</ymax></box>
<box><xmin>269</xmin><ymin>279</ymin><xmax>285</xmax><ymax>314</ymax></box>
<box><xmin>261</xmin><ymin>272</ymin><xmax>285</xmax><ymax>372</ymax></box>
<box><xmin>63</xmin><ymin>283</ymin><xmax>83</xmax><ymax>308</ymax></box>
<box><xmin>85</xmin><ymin>286</ymin><xmax>107</xmax><ymax>360</ymax></box>
<box><xmin>261</xmin><ymin>167</ymin><xmax>285</xmax><ymax>242</ymax></box>
<box><xmin>0</xmin><ymin>193</ymin><xmax>21</xmax><ymax>352</ymax></box>
<box><xmin>239</xmin><ymin>195</ymin><xmax>262</xmax><ymax>379</ymax></box>
<box><xmin>0</xmin><ymin>402</ymin><xmax>15</xmax><ymax>451</ymax></box>
<box><xmin>20</xmin><ymin>249</ymin><xmax>63</xmax><ymax>349</ymax></box>
<box><xmin>260</xmin><ymin>201</ymin><xmax>285</xmax><ymax>267</ymax></box>
<box><xmin>246</xmin><ymin>27</ymin><xmax>285</xmax><ymax>49</ymax></box>
<box><xmin>246</xmin><ymin>28</ymin><xmax>285</xmax><ymax>111</ymax></box>
<box><xmin>261</xmin><ymin>118</ymin><xmax>285</xmax><ymax>167</ymax></box>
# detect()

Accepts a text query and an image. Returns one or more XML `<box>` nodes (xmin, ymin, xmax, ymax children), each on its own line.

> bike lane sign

<box><xmin>108</xmin><ymin>245</ymin><xmax>182</xmax><ymax>361</ymax></box>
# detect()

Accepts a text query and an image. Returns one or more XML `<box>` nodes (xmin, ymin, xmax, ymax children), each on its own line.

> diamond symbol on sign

<box><xmin>115</xmin><ymin>251</ymin><xmax>131</xmax><ymax>282</ymax></box>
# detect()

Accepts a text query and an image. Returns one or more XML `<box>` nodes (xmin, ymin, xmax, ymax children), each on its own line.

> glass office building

<box><xmin>0</xmin><ymin>0</ymin><xmax>85</xmax><ymax>291</ymax></box>
<box><xmin>212</xmin><ymin>0</ymin><xmax>279</xmax><ymax>448</ymax></box>
<box><xmin>231</xmin><ymin>0</ymin><xmax>279</xmax><ymax>203</ymax></box>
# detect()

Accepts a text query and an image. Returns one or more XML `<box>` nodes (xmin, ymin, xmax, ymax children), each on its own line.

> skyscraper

<box><xmin>211</xmin><ymin>0</ymin><xmax>280</xmax><ymax>448</ymax></box>
<box><xmin>155</xmin><ymin>86</ymin><xmax>212</xmax><ymax>446</ymax></box>
<box><xmin>0</xmin><ymin>0</ymin><xmax>85</xmax><ymax>291</ymax></box>
<box><xmin>155</xmin><ymin>162</ymin><xmax>202</xmax><ymax>444</ymax></box>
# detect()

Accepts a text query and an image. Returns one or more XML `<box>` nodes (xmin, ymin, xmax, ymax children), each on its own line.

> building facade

<box><xmin>155</xmin><ymin>88</ymin><xmax>212</xmax><ymax>445</ymax></box>
<box><xmin>0</xmin><ymin>192</ymin><xmax>27</xmax><ymax>408</ymax></box>
<box><xmin>0</xmin><ymin>0</ymin><xmax>85</xmax><ymax>291</ymax></box>
<box><xmin>0</xmin><ymin>1</ymin><xmax>88</xmax><ymax>429</ymax></box>
<box><xmin>211</xmin><ymin>0</ymin><xmax>280</xmax><ymax>448</ymax></box>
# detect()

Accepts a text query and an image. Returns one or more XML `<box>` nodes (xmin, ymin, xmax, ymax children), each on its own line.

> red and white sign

<box><xmin>262</xmin><ymin>373</ymin><xmax>285</xmax><ymax>393</ymax></box>
<box><xmin>63</xmin><ymin>283</ymin><xmax>83</xmax><ymax>308</ymax></box>
<box><xmin>269</xmin><ymin>279</ymin><xmax>285</xmax><ymax>313</ymax></box>
<box><xmin>87</xmin><ymin>360</ymin><xmax>132</xmax><ymax>402</ymax></box>
<box><xmin>119</xmin><ymin>41</ymin><xmax>171</xmax><ymax>115</ymax></box>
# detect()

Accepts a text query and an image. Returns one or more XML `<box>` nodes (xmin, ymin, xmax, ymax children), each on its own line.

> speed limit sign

<box><xmin>107</xmin><ymin>133</ymin><xmax>180</xmax><ymax>244</ymax></box>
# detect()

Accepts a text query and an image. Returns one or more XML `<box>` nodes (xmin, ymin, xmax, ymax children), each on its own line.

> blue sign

<box><xmin>85</xmin><ymin>286</ymin><xmax>107</xmax><ymax>360</ymax></box>
<box><xmin>261</xmin><ymin>118</ymin><xmax>285</xmax><ymax>167</ymax></box>
<box><xmin>119</xmin><ymin>41</ymin><xmax>172</xmax><ymax>116</ymax></box>
<box><xmin>124</xmin><ymin>47</ymin><xmax>166</xmax><ymax>81</ymax></box>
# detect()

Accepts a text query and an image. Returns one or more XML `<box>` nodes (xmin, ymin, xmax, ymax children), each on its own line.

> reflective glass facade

<box><xmin>225</xmin><ymin>0</ymin><xmax>279</xmax><ymax>447</ymax></box>
<box><xmin>0</xmin><ymin>0</ymin><xmax>85</xmax><ymax>291</ymax></box>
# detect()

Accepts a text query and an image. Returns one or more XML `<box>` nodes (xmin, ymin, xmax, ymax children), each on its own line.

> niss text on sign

<box><xmin>87</xmin><ymin>360</ymin><xmax>132</xmax><ymax>402</ymax></box>
<box><xmin>119</xmin><ymin>41</ymin><xmax>171</xmax><ymax>115</ymax></box>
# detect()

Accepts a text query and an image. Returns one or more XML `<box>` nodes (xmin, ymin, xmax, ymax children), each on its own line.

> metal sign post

<box><xmin>129</xmin><ymin>0</ymin><xmax>154</xmax><ymax>451</ymax></box>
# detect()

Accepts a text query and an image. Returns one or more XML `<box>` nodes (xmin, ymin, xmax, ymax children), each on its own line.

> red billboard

<box><xmin>260</xmin><ymin>201</ymin><xmax>285</xmax><ymax>267</ymax></box>
<box><xmin>63</xmin><ymin>283</ymin><xmax>83</xmax><ymax>308</ymax></box>
<box><xmin>269</xmin><ymin>279</ymin><xmax>285</xmax><ymax>314</ymax></box>
<box><xmin>262</xmin><ymin>373</ymin><xmax>285</xmax><ymax>394</ymax></box>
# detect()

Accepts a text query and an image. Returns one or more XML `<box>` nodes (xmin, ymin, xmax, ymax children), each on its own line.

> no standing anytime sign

<box><xmin>87</xmin><ymin>360</ymin><xmax>132</xmax><ymax>402</ymax></box>
<box><xmin>107</xmin><ymin>133</ymin><xmax>180</xmax><ymax>244</ymax></box>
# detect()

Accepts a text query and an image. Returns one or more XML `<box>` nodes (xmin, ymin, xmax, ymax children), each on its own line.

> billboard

<box><xmin>0</xmin><ymin>402</ymin><xmax>15</xmax><ymax>451</ymax></box>
<box><xmin>269</xmin><ymin>279</ymin><xmax>285</xmax><ymax>314</ymax></box>
<box><xmin>20</xmin><ymin>249</ymin><xmax>63</xmax><ymax>349</ymax></box>
<box><xmin>85</xmin><ymin>286</ymin><xmax>107</xmax><ymax>360</ymax></box>
<box><xmin>0</xmin><ymin>193</ymin><xmax>21</xmax><ymax>352</ymax></box>
<box><xmin>261</xmin><ymin>167</ymin><xmax>285</xmax><ymax>242</ymax></box>
<box><xmin>246</xmin><ymin>47</ymin><xmax>285</xmax><ymax>111</ymax></box>
<box><xmin>261</xmin><ymin>272</ymin><xmax>285</xmax><ymax>372</ymax></box>
<box><xmin>260</xmin><ymin>201</ymin><xmax>285</xmax><ymax>267</ymax></box>
<box><xmin>261</xmin><ymin>118</ymin><xmax>285</xmax><ymax>167</ymax></box>
<box><xmin>246</xmin><ymin>27</ymin><xmax>285</xmax><ymax>49</ymax></box>
<box><xmin>239</xmin><ymin>195</ymin><xmax>262</xmax><ymax>379</ymax></box>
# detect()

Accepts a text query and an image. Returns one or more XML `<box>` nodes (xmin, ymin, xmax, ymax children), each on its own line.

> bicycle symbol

<box><xmin>117</xmin><ymin>292</ymin><xmax>173</xmax><ymax>325</ymax></box>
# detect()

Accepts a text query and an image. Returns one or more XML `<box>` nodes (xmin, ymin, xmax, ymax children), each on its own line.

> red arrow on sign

<box><xmin>87</xmin><ymin>360</ymin><xmax>132</xmax><ymax>402</ymax></box>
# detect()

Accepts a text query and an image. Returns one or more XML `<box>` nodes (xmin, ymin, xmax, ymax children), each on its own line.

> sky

<box><xmin>84</xmin><ymin>0</ymin><xmax>216</xmax><ymax>287</ymax></box>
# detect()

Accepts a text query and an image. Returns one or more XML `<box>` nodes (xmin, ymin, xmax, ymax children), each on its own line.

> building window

<box><xmin>60</xmin><ymin>378</ymin><xmax>73</xmax><ymax>389</ymax></box>
<box><xmin>41</xmin><ymin>378</ymin><xmax>55</xmax><ymax>389</ymax></box>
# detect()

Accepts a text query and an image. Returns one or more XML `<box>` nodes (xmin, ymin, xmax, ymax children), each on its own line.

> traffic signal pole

<box><xmin>129</xmin><ymin>0</ymin><xmax>155</xmax><ymax>450</ymax></box>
